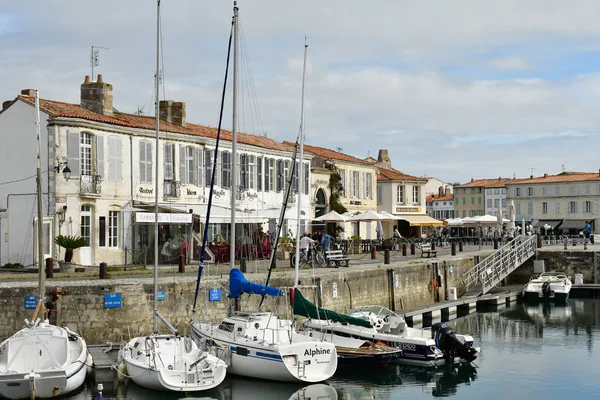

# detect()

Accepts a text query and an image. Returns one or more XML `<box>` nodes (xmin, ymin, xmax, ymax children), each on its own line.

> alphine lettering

<box><xmin>139</xmin><ymin>188</ymin><xmax>153</xmax><ymax>194</ymax></box>
<box><xmin>304</xmin><ymin>348</ymin><xmax>331</xmax><ymax>357</ymax></box>
<box><xmin>186</xmin><ymin>188</ymin><xmax>197</xmax><ymax>196</ymax></box>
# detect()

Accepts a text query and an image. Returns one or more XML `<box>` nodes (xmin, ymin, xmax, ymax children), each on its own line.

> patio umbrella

<box><xmin>314</xmin><ymin>211</ymin><xmax>349</xmax><ymax>222</ymax></box>
<box><xmin>376</xmin><ymin>220</ymin><xmax>384</xmax><ymax>240</ymax></box>
<box><xmin>349</xmin><ymin>210</ymin><xmax>387</xmax><ymax>221</ymax></box>
<box><xmin>378</xmin><ymin>210</ymin><xmax>406</xmax><ymax>221</ymax></box>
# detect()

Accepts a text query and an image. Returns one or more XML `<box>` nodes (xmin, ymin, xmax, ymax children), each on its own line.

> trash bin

<box><xmin>448</xmin><ymin>287</ymin><xmax>457</xmax><ymax>301</ymax></box>
<box><xmin>574</xmin><ymin>274</ymin><xmax>584</xmax><ymax>285</ymax></box>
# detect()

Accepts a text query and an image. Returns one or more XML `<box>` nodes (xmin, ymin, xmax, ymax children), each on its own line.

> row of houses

<box><xmin>0</xmin><ymin>75</ymin><xmax>442</xmax><ymax>267</ymax></box>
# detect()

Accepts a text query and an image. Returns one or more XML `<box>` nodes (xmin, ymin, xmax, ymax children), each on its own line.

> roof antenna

<box><xmin>90</xmin><ymin>46</ymin><xmax>110</xmax><ymax>81</ymax></box>
<box><xmin>337</xmin><ymin>147</ymin><xmax>343</xmax><ymax>153</ymax></box>
<box><xmin>135</xmin><ymin>106</ymin><xmax>145</xmax><ymax>115</ymax></box>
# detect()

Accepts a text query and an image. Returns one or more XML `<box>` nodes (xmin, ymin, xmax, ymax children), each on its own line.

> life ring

<box><xmin>433</xmin><ymin>278</ymin><xmax>439</xmax><ymax>291</ymax></box>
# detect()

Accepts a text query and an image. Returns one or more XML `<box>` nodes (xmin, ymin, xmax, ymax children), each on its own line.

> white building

<box><xmin>422</xmin><ymin>177</ymin><xmax>453</xmax><ymax>198</ymax></box>
<box><xmin>426</xmin><ymin>187</ymin><xmax>454</xmax><ymax>220</ymax></box>
<box><xmin>0</xmin><ymin>75</ymin><xmax>311</xmax><ymax>267</ymax></box>
<box><xmin>506</xmin><ymin>171</ymin><xmax>600</xmax><ymax>234</ymax></box>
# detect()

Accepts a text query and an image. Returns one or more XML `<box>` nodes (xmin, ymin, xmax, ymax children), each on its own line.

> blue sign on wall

<box><xmin>157</xmin><ymin>290</ymin><xmax>166</xmax><ymax>301</ymax></box>
<box><xmin>209</xmin><ymin>289</ymin><xmax>222</xmax><ymax>302</ymax></box>
<box><xmin>24</xmin><ymin>296</ymin><xmax>39</xmax><ymax>310</ymax></box>
<box><xmin>104</xmin><ymin>293</ymin><xmax>122</xmax><ymax>309</ymax></box>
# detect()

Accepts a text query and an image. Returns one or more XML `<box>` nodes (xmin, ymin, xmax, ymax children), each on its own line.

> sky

<box><xmin>2</xmin><ymin>0</ymin><xmax>600</xmax><ymax>184</ymax></box>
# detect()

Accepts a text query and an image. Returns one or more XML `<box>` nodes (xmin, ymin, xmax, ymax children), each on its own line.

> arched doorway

<box><xmin>314</xmin><ymin>188</ymin><xmax>327</xmax><ymax>234</ymax></box>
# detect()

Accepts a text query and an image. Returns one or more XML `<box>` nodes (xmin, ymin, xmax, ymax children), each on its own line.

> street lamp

<box><xmin>55</xmin><ymin>160</ymin><xmax>71</xmax><ymax>181</ymax></box>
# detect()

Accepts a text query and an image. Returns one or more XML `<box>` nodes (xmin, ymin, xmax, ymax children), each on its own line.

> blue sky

<box><xmin>2</xmin><ymin>1</ymin><xmax>600</xmax><ymax>183</ymax></box>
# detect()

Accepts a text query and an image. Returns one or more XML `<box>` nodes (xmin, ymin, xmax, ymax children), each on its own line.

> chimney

<box><xmin>2</xmin><ymin>100</ymin><xmax>13</xmax><ymax>111</ymax></box>
<box><xmin>438</xmin><ymin>186</ymin><xmax>444</xmax><ymax>197</ymax></box>
<box><xmin>80</xmin><ymin>74</ymin><xmax>113</xmax><ymax>116</ymax></box>
<box><xmin>544</xmin><ymin>173</ymin><xmax>548</xmax><ymax>178</ymax></box>
<box><xmin>160</xmin><ymin>100</ymin><xmax>187</xmax><ymax>127</ymax></box>
<box><xmin>530</xmin><ymin>175</ymin><xmax>533</xmax><ymax>179</ymax></box>
<box><xmin>377</xmin><ymin>149</ymin><xmax>392</xmax><ymax>169</ymax></box>
<box><xmin>20</xmin><ymin>89</ymin><xmax>35</xmax><ymax>96</ymax></box>
<box><xmin>471</xmin><ymin>178</ymin><xmax>474</xmax><ymax>182</ymax></box>
<box><xmin>445</xmin><ymin>186</ymin><xmax>450</xmax><ymax>197</ymax></box>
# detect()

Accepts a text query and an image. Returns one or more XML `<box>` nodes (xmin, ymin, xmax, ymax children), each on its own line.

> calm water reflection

<box><xmin>68</xmin><ymin>299</ymin><xmax>600</xmax><ymax>400</ymax></box>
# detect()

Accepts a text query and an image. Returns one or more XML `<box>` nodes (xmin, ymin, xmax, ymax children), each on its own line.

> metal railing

<box><xmin>164</xmin><ymin>180</ymin><xmax>181</xmax><ymax>198</ymax></box>
<box><xmin>80</xmin><ymin>174</ymin><xmax>102</xmax><ymax>194</ymax></box>
<box><xmin>462</xmin><ymin>234</ymin><xmax>537</xmax><ymax>295</ymax></box>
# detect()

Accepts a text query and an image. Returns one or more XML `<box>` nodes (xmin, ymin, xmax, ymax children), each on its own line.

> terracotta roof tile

<box><xmin>378</xmin><ymin>167</ymin><xmax>426</xmax><ymax>182</ymax></box>
<box><xmin>455</xmin><ymin>177</ymin><xmax>516</xmax><ymax>188</ymax></box>
<box><xmin>506</xmin><ymin>171</ymin><xmax>600</xmax><ymax>184</ymax></box>
<box><xmin>426</xmin><ymin>194</ymin><xmax>454</xmax><ymax>202</ymax></box>
<box><xmin>282</xmin><ymin>142</ymin><xmax>372</xmax><ymax>165</ymax></box>
<box><xmin>17</xmin><ymin>95</ymin><xmax>289</xmax><ymax>152</ymax></box>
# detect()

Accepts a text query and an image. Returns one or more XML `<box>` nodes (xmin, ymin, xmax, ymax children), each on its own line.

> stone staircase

<box><xmin>462</xmin><ymin>235</ymin><xmax>538</xmax><ymax>297</ymax></box>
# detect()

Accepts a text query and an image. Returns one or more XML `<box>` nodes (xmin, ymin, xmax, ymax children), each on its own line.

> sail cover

<box><xmin>293</xmin><ymin>289</ymin><xmax>372</xmax><ymax>328</ymax></box>
<box><xmin>229</xmin><ymin>268</ymin><xmax>283</xmax><ymax>298</ymax></box>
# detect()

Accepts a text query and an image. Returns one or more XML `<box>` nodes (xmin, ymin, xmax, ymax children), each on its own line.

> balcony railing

<box><xmin>164</xmin><ymin>180</ymin><xmax>181</xmax><ymax>198</ymax></box>
<box><xmin>80</xmin><ymin>174</ymin><xmax>102</xmax><ymax>195</ymax></box>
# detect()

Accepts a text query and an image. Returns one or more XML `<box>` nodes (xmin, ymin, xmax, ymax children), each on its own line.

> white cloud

<box><xmin>2</xmin><ymin>0</ymin><xmax>600</xmax><ymax>183</ymax></box>
<box><xmin>488</xmin><ymin>56</ymin><xmax>535</xmax><ymax>70</ymax></box>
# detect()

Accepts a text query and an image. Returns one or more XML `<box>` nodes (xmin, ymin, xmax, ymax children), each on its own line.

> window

<box><xmin>240</xmin><ymin>154</ymin><xmax>249</xmax><ymax>190</ymax></box>
<box><xmin>377</xmin><ymin>184</ymin><xmax>382</xmax><ymax>204</ymax></box>
<box><xmin>478</xmin><ymin>197</ymin><xmax>482</xmax><ymax>205</ymax></box>
<box><xmin>494</xmin><ymin>199</ymin><xmax>499</xmax><ymax>208</ymax></box>
<box><xmin>487</xmin><ymin>199</ymin><xmax>492</xmax><ymax>208</ymax></box>
<box><xmin>462</xmin><ymin>197</ymin><xmax>465</xmax><ymax>205</ymax></box>
<box><xmin>487</xmin><ymin>189</ymin><xmax>492</xmax><ymax>195</ymax></box>
<box><xmin>568</xmin><ymin>201</ymin><xmax>577</xmax><ymax>214</ymax></box>
<box><xmin>351</xmin><ymin>171</ymin><xmax>360</xmax><ymax>198</ymax></box>
<box><xmin>80</xmin><ymin>205</ymin><xmax>91</xmax><ymax>246</ymax></box>
<box><xmin>196</xmin><ymin>148</ymin><xmax>204</xmax><ymax>187</ymax></box>
<box><xmin>276</xmin><ymin>159</ymin><xmax>284</xmax><ymax>192</ymax></box>
<box><xmin>164</xmin><ymin>143</ymin><xmax>174</xmax><ymax>180</ymax></box>
<box><xmin>80</xmin><ymin>132</ymin><xmax>92</xmax><ymax>175</ymax></box>
<box><xmin>555</xmin><ymin>202</ymin><xmax>560</xmax><ymax>214</ymax></box>
<box><xmin>471</xmin><ymin>197</ymin><xmax>474</xmax><ymax>205</ymax></box>
<box><xmin>527</xmin><ymin>187</ymin><xmax>534</xmax><ymax>196</ymax></box>
<box><xmin>542</xmin><ymin>202</ymin><xmax>548</xmax><ymax>214</ymax></box>
<box><xmin>283</xmin><ymin>160</ymin><xmax>290</xmax><ymax>192</ymax></box>
<box><xmin>256</xmin><ymin>156</ymin><xmax>263</xmax><ymax>191</ymax></box>
<box><xmin>569</xmin><ymin>186</ymin><xmax>575</xmax><ymax>195</ymax></box>
<box><xmin>502</xmin><ymin>188</ymin><xmax>506</xmax><ymax>194</ymax></box>
<box><xmin>413</xmin><ymin>186</ymin><xmax>420</xmax><ymax>203</ymax></box>
<box><xmin>397</xmin><ymin>185</ymin><xmax>404</xmax><ymax>204</ymax></box>
<box><xmin>339</xmin><ymin>169</ymin><xmax>346</xmax><ymax>195</ymax></box>
<box><xmin>584</xmin><ymin>201</ymin><xmax>592</xmax><ymax>213</ymax></box>
<box><xmin>494</xmin><ymin>188</ymin><xmax>499</xmax><ymax>195</ymax></box>
<box><xmin>516</xmin><ymin>203</ymin><xmax>521</xmax><ymax>216</ymax></box>
<box><xmin>366</xmin><ymin>173</ymin><xmax>373</xmax><ymax>199</ymax></box>
<box><xmin>586</xmin><ymin>185</ymin><xmax>591</xmax><ymax>195</ymax></box>
<box><xmin>179</xmin><ymin>145</ymin><xmax>195</xmax><ymax>185</ymax></box>
<box><xmin>99</xmin><ymin>216</ymin><xmax>106</xmax><ymax>247</ymax></box>
<box><xmin>248</xmin><ymin>155</ymin><xmax>256</xmax><ymax>190</ymax></box>
<box><xmin>462</xmin><ymin>210</ymin><xmax>466</xmax><ymax>218</ymax></box>
<box><xmin>542</xmin><ymin>187</ymin><xmax>547</xmax><ymax>196</ymax></box>
<box><xmin>515</xmin><ymin>188</ymin><xmax>521</xmax><ymax>197</ymax></box>
<box><xmin>555</xmin><ymin>186</ymin><xmax>560</xmax><ymax>195</ymax></box>
<box><xmin>109</xmin><ymin>211</ymin><xmax>119</xmax><ymax>247</ymax></box>
<box><xmin>502</xmin><ymin>199</ymin><xmax>506</xmax><ymax>207</ymax></box>
<box><xmin>304</xmin><ymin>163</ymin><xmax>309</xmax><ymax>195</ymax></box>
<box><xmin>108</xmin><ymin>136</ymin><xmax>122</xmax><ymax>181</ymax></box>
<box><xmin>204</xmin><ymin>148</ymin><xmax>213</xmax><ymax>186</ymax></box>
<box><xmin>527</xmin><ymin>203</ymin><xmax>533</xmax><ymax>216</ymax></box>
<box><xmin>221</xmin><ymin>151</ymin><xmax>231</xmax><ymax>188</ymax></box>
<box><xmin>139</xmin><ymin>140</ymin><xmax>153</xmax><ymax>184</ymax></box>
<box><xmin>267</xmin><ymin>158</ymin><xmax>275</xmax><ymax>191</ymax></box>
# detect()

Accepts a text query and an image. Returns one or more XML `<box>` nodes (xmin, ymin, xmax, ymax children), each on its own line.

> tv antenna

<box><xmin>135</xmin><ymin>106</ymin><xmax>145</xmax><ymax>115</ymax></box>
<box><xmin>90</xmin><ymin>46</ymin><xmax>110</xmax><ymax>81</ymax></box>
<box><xmin>337</xmin><ymin>147</ymin><xmax>343</xmax><ymax>153</ymax></box>
<box><xmin>530</xmin><ymin>167</ymin><xmax>536</xmax><ymax>177</ymax></box>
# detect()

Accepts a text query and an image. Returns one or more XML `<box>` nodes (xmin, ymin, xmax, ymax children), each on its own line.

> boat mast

<box><xmin>35</xmin><ymin>91</ymin><xmax>45</xmax><ymax>302</ymax></box>
<box><xmin>229</xmin><ymin>2</ymin><xmax>239</xmax><ymax>271</ymax></box>
<box><xmin>153</xmin><ymin>0</ymin><xmax>161</xmax><ymax>334</ymax></box>
<box><xmin>293</xmin><ymin>39</ymin><xmax>308</xmax><ymax>288</ymax></box>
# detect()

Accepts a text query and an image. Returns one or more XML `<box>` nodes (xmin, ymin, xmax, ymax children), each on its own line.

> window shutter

<box><xmin>163</xmin><ymin>143</ymin><xmax>173</xmax><ymax>180</ymax></box>
<box><xmin>67</xmin><ymin>131</ymin><xmax>80</xmax><ymax>177</ymax></box>
<box><xmin>179</xmin><ymin>145</ymin><xmax>186</xmax><ymax>184</ymax></box>
<box><xmin>204</xmin><ymin>148</ymin><xmax>212</xmax><ymax>187</ymax></box>
<box><xmin>108</xmin><ymin>136</ymin><xmax>122</xmax><ymax>181</ymax></box>
<box><xmin>257</xmin><ymin>157</ymin><xmax>263</xmax><ymax>191</ymax></box>
<box><xmin>304</xmin><ymin>163</ymin><xmax>309</xmax><ymax>195</ymax></box>
<box><xmin>95</xmin><ymin>135</ymin><xmax>104</xmax><ymax>179</ymax></box>
<box><xmin>139</xmin><ymin>141</ymin><xmax>146</xmax><ymax>183</ymax></box>
<box><xmin>197</xmin><ymin>148</ymin><xmax>203</xmax><ymax>187</ymax></box>
<box><xmin>264</xmin><ymin>158</ymin><xmax>270</xmax><ymax>192</ymax></box>
<box><xmin>147</xmin><ymin>142</ymin><xmax>153</xmax><ymax>184</ymax></box>
<box><xmin>276</xmin><ymin>159</ymin><xmax>282</xmax><ymax>192</ymax></box>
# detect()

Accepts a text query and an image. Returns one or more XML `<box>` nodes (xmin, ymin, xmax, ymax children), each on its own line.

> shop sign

<box><xmin>136</xmin><ymin>212</ymin><xmax>192</xmax><ymax>224</ymax></box>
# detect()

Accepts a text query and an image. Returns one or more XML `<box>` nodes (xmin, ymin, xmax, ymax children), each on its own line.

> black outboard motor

<box><xmin>431</xmin><ymin>322</ymin><xmax>478</xmax><ymax>363</ymax></box>
<box><xmin>542</xmin><ymin>282</ymin><xmax>551</xmax><ymax>299</ymax></box>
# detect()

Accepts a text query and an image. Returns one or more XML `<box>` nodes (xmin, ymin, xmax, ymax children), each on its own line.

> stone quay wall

<box><xmin>0</xmin><ymin>255</ymin><xmax>480</xmax><ymax>345</ymax></box>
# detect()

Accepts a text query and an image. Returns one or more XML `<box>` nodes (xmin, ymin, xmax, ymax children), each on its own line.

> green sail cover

<box><xmin>293</xmin><ymin>289</ymin><xmax>372</xmax><ymax>328</ymax></box>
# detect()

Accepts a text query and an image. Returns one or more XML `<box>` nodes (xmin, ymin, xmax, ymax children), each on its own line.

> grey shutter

<box><xmin>304</xmin><ymin>163</ymin><xmax>309</xmax><ymax>195</ymax></box>
<box><xmin>276</xmin><ymin>159</ymin><xmax>282</xmax><ymax>192</ymax></box>
<box><xmin>67</xmin><ymin>131</ymin><xmax>80</xmax><ymax>177</ymax></box>
<box><xmin>264</xmin><ymin>158</ymin><xmax>270</xmax><ymax>192</ymax></box>
<box><xmin>240</xmin><ymin>154</ymin><xmax>246</xmax><ymax>190</ymax></box>
<box><xmin>115</xmin><ymin>137</ymin><xmax>122</xmax><ymax>181</ymax></box>
<box><xmin>96</xmin><ymin>134</ymin><xmax>104</xmax><ymax>179</ymax></box>
<box><xmin>204</xmin><ymin>148</ymin><xmax>212</xmax><ymax>186</ymax></box>
<box><xmin>139</xmin><ymin>141</ymin><xmax>146</xmax><ymax>183</ymax></box>
<box><xmin>179</xmin><ymin>145</ymin><xmax>186</xmax><ymax>184</ymax></box>
<box><xmin>147</xmin><ymin>142</ymin><xmax>153</xmax><ymax>184</ymax></box>
<box><xmin>197</xmin><ymin>148</ymin><xmax>203</xmax><ymax>187</ymax></box>
<box><xmin>257</xmin><ymin>157</ymin><xmax>262</xmax><ymax>191</ymax></box>
<box><xmin>163</xmin><ymin>143</ymin><xmax>172</xmax><ymax>180</ymax></box>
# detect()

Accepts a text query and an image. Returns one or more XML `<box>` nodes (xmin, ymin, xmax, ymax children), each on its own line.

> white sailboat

<box><xmin>0</xmin><ymin>91</ymin><xmax>92</xmax><ymax>399</ymax></box>
<box><xmin>118</xmin><ymin>0</ymin><xmax>227</xmax><ymax>392</ymax></box>
<box><xmin>192</xmin><ymin>15</ymin><xmax>337</xmax><ymax>383</ymax></box>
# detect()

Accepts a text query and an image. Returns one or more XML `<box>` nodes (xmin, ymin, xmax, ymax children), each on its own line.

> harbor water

<box><xmin>66</xmin><ymin>298</ymin><xmax>600</xmax><ymax>400</ymax></box>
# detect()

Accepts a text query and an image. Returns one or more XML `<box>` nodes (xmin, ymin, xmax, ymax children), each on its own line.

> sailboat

<box><xmin>118</xmin><ymin>0</ymin><xmax>227</xmax><ymax>392</ymax></box>
<box><xmin>0</xmin><ymin>91</ymin><xmax>92</xmax><ymax>399</ymax></box>
<box><xmin>191</xmin><ymin>10</ymin><xmax>337</xmax><ymax>383</ymax></box>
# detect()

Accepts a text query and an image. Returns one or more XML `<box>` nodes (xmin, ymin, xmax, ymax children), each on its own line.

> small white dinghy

<box><xmin>0</xmin><ymin>315</ymin><xmax>90</xmax><ymax>399</ymax></box>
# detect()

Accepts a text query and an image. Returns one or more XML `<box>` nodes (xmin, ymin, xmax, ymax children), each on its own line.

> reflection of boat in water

<box><xmin>523</xmin><ymin>272</ymin><xmax>572</xmax><ymax>303</ymax></box>
<box><xmin>523</xmin><ymin>302</ymin><xmax>573</xmax><ymax>324</ymax></box>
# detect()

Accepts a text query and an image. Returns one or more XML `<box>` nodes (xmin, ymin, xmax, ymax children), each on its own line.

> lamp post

<box><xmin>55</xmin><ymin>160</ymin><xmax>71</xmax><ymax>181</ymax></box>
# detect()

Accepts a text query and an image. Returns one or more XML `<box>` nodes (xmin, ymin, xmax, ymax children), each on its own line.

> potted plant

<box><xmin>54</xmin><ymin>235</ymin><xmax>87</xmax><ymax>263</ymax></box>
<box><xmin>350</xmin><ymin>235</ymin><xmax>362</xmax><ymax>254</ymax></box>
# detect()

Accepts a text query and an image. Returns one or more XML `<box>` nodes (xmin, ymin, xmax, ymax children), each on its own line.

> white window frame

<box><xmin>80</xmin><ymin>132</ymin><xmax>92</xmax><ymax>176</ymax></box>
<box><xmin>139</xmin><ymin>140</ymin><xmax>153</xmax><ymax>184</ymax></box>
<box><xmin>164</xmin><ymin>143</ymin><xmax>174</xmax><ymax>180</ymax></box>
<box><xmin>109</xmin><ymin>211</ymin><xmax>119</xmax><ymax>248</ymax></box>
<box><xmin>397</xmin><ymin>185</ymin><xmax>405</xmax><ymax>204</ymax></box>
<box><xmin>412</xmin><ymin>185</ymin><xmax>420</xmax><ymax>204</ymax></box>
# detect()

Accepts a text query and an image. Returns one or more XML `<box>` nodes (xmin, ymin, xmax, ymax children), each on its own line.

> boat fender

<box><xmin>433</xmin><ymin>278</ymin><xmax>439</xmax><ymax>291</ymax></box>
<box><xmin>117</xmin><ymin>362</ymin><xmax>127</xmax><ymax>381</ymax></box>
<box><xmin>184</xmin><ymin>336</ymin><xmax>193</xmax><ymax>353</ymax></box>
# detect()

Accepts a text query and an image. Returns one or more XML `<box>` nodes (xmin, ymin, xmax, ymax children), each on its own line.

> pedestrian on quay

<box><xmin>44</xmin><ymin>294</ymin><xmax>59</xmax><ymax>322</ymax></box>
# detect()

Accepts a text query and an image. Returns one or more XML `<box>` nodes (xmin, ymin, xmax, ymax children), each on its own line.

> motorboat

<box><xmin>522</xmin><ymin>272</ymin><xmax>572</xmax><ymax>303</ymax></box>
<box><xmin>192</xmin><ymin>270</ymin><xmax>338</xmax><ymax>383</ymax></box>
<box><xmin>299</xmin><ymin>300</ymin><xmax>479</xmax><ymax>367</ymax></box>
<box><xmin>0</xmin><ymin>319</ymin><xmax>91</xmax><ymax>399</ymax></box>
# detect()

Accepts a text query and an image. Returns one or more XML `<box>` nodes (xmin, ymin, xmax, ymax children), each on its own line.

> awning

<box><xmin>532</xmin><ymin>219</ymin><xmax>563</xmax><ymax>229</ymax></box>
<box><xmin>398</xmin><ymin>214</ymin><xmax>444</xmax><ymax>226</ymax></box>
<box><xmin>560</xmin><ymin>219</ymin><xmax>587</xmax><ymax>230</ymax></box>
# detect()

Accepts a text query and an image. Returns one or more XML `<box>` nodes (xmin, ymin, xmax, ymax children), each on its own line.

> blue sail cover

<box><xmin>229</xmin><ymin>268</ymin><xmax>283</xmax><ymax>298</ymax></box>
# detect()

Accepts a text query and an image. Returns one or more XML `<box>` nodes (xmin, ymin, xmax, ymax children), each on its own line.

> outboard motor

<box><xmin>431</xmin><ymin>322</ymin><xmax>478</xmax><ymax>363</ymax></box>
<box><xmin>542</xmin><ymin>282</ymin><xmax>551</xmax><ymax>299</ymax></box>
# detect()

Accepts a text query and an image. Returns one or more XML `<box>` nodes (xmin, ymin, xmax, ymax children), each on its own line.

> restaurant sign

<box><xmin>396</xmin><ymin>207</ymin><xmax>421</xmax><ymax>213</ymax></box>
<box><xmin>136</xmin><ymin>212</ymin><xmax>192</xmax><ymax>224</ymax></box>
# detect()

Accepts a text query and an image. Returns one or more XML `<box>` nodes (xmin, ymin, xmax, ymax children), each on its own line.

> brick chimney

<box><xmin>445</xmin><ymin>186</ymin><xmax>450</xmax><ymax>197</ymax></box>
<box><xmin>2</xmin><ymin>100</ymin><xmax>13</xmax><ymax>111</ymax></box>
<box><xmin>20</xmin><ymin>89</ymin><xmax>35</xmax><ymax>96</ymax></box>
<box><xmin>80</xmin><ymin>74</ymin><xmax>113</xmax><ymax>116</ymax></box>
<box><xmin>377</xmin><ymin>149</ymin><xmax>392</xmax><ymax>169</ymax></box>
<box><xmin>438</xmin><ymin>186</ymin><xmax>444</xmax><ymax>197</ymax></box>
<box><xmin>159</xmin><ymin>100</ymin><xmax>187</xmax><ymax>127</ymax></box>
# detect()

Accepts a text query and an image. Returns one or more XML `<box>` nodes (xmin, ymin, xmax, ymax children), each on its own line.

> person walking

<box><xmin>584</xmin><ymin>221</ymin><xmax>593</xmax><ymax>244</ymax></box>
<box><xmin>299</xmin><ymin>233</ymin><xmax>316</xmax><ymax>261</ymax></box>
<box><xmin>44</xmin><ymin>294</ymin><xmax>59</xmax><ymax>323</ymax></box>
<box><xmin>321</xmin><ymin>232</ymin><xmax>335</xmax><ymax>266</ymax></box>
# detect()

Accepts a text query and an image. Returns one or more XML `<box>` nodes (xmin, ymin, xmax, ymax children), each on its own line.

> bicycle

<box><xmin>291</xmin><ymin>245</ymin><xmax>327</xmax><ymax>269</ymax></box>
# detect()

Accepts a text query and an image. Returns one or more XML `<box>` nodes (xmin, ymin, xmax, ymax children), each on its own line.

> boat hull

<box><xmin>522</xmin><ymin>290</ymin><xmax>569</xmax><ymax>303</ymax></box>
<box><xmin>121</xmin><ymin>335</ymin><xmax>227</xmax><ymax>392</ymax></box>
<box><xmin>192</xmin><ymin>323</ymin><xmax>337</xmax><ymax>383</ymax></box>
<box><xmin>0</xmin><ymin>323</ymin><xmax>89</xmax><ymax>400</ymax></box>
